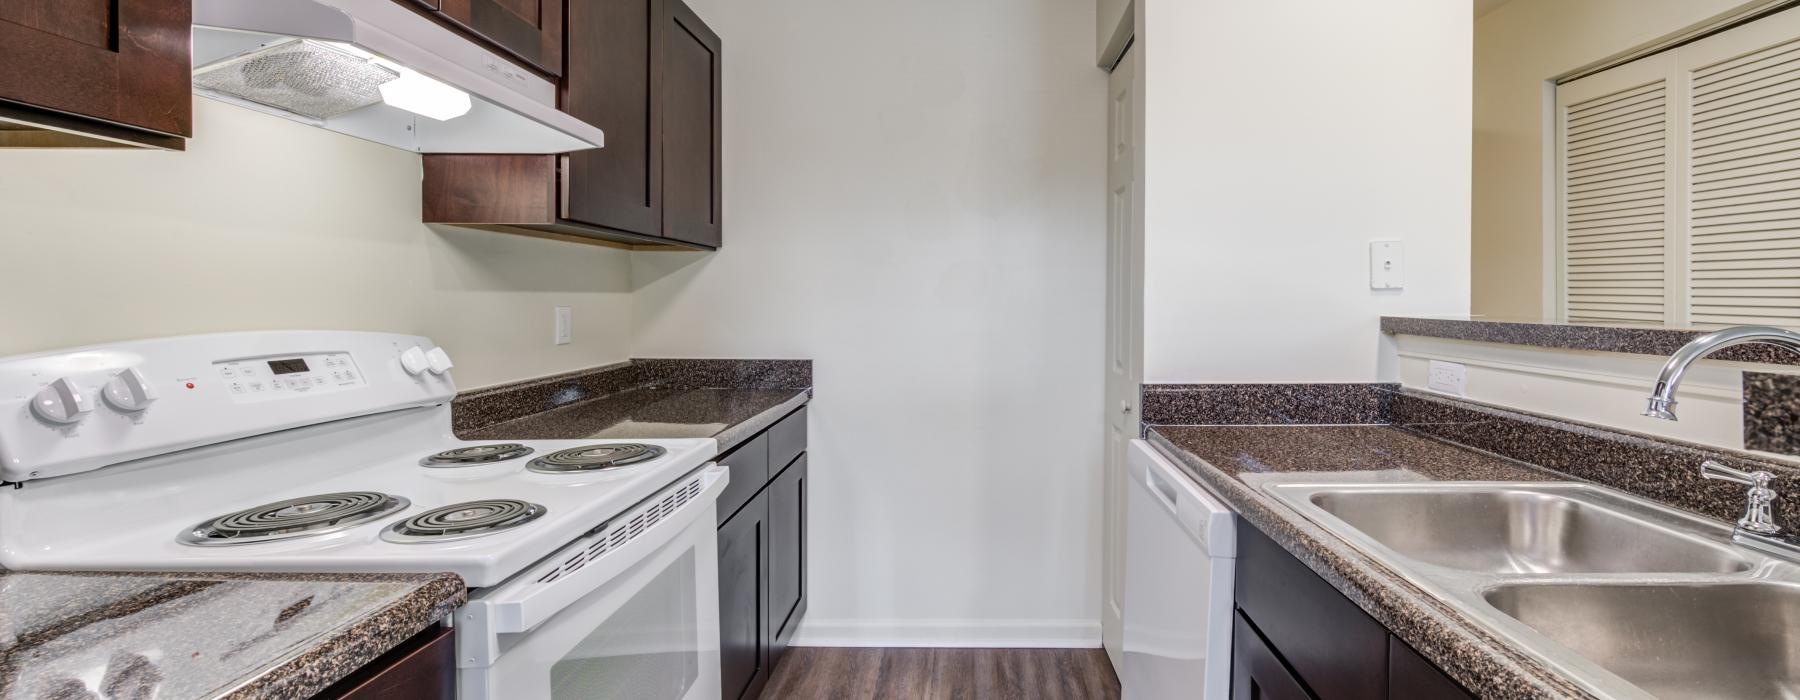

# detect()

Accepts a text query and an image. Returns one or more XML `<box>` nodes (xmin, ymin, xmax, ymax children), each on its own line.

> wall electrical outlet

<box><xmin>554</xmin><ymin>306</ymin><xmax>573</xmax><ymax>345</ymax></box>
<box><xmin>1427</xmin><ymin>360</ymin><xmax>1466</xmax><ymax>396</ymax></box>
<box><xmin>1369</xmin><ymin>240</ymin><xmax>1404</xmax><ymax>290</ymax></box>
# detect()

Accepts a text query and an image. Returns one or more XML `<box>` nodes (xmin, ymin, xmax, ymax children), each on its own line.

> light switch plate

<box><xmin>554</xmin><ymin>306</ymin><xmax>573</xmax><ymax>345</ymax></box>
<box><xmin>1427</xmin><ymin>360</ymin><xmax>1466</xmax><ymax>396</ymax></box>
<box><xmin>1370</xmin><ymin>240</ymin><xmax>1404</xmax><ymax>290</ymax></box>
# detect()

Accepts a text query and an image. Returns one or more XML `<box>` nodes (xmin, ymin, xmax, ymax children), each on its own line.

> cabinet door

<box><xmin>0</xmin><ymin>0</ymin><xmax>191</xmax><ymax>137</ymax></box>
<box><xmin>1389</xmin><ymin>636</ymin><xmax>1472</xmax><ymax>700</ymax></box>
<box><xmin>718</xmin><ymin>491</ymin><xmax>769</xmax><ymax>700</ymax></box>
<box><xmin>563</xmin><ymin>0</ymin><xmax>663</xmax><ymax>236</ymax></box>
<box><xmin>1232</xmin><ymin>613</ymin><xmax>1313</xmax><ymax>700</ymax></box>
<box><xmin>715</xmin><ymin>433</ymin><xmax>770</xmax><ymax>527</ymax></box>
<box><xmin>1236</xmin><ymin>523</ymin><xmax>1387</xmax><ymax>700</ymax></box>
<box><xmin>439</xmin><ymin>0</ymin><xmax>564</xmax><ymax>76</ymax></box>
<box><xmin>314</xmin><ymin>626</ymin><xmax>455</xmax><ymax>700</ymax></box>
<box><xmin>769</xmin><ymin>454</ymin><xmax>808</xmax><ymax>657</ymax></box>
<box><xmin>660</xmin><ymin>0</ymin><xmax>723</xmax><ymax>248</ymax></box>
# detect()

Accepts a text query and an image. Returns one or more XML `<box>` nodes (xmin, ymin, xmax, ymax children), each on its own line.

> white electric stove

<box><xmin>0</xmin><ymin>331</ymin><xmax>727</xmax><ymax>700</ymax></box>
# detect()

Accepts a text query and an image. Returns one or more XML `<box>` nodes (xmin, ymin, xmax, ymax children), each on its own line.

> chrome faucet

<box><xmin>1645</xmin><ymin>325</ymin><xmax>1800</xmax><ymax>553</ymax></box>
<box><xmin>1644</xmin><ymin>325</ymin><xmax>1800</xmax><ymax>421</ymax></box>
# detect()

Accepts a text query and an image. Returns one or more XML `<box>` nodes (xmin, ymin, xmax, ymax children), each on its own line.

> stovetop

<box><xmin>0</xmin><ymin>406</ymin><xmax>716</xmax><ymax>587</ymax></box>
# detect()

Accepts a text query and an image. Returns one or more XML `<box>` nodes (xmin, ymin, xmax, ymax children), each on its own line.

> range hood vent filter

<box><xmin>193</xmin><ymin>39</ymin><xmax>398</xmax><ymax>121</ymax></box>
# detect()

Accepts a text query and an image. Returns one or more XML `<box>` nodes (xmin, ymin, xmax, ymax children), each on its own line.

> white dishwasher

<box><xmin>1122</xmin><ymin>439</ymin><xmax>1237</xmax><ymax>700</ymax></box>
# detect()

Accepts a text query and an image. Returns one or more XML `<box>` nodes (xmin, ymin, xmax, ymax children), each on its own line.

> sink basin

<box><xmin>1307</xmin><ymin>487</ymin><xmax>1751</xmax><ymax>574</ymax></box>
<box><xmin>1486</xmin><ymin>582</ymin><xmax>1800</xmax><ymax>699</ymax></box>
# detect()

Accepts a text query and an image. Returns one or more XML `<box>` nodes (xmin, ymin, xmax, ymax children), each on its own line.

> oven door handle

<box><xmin>478</xmin><ymin>463</ymin><xmax>728</xmax><ymax>635</ymax></box>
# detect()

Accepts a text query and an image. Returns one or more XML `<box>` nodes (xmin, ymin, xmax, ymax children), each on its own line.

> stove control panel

<box><xmin>0</xmin><ymin>331</ymin><xmax>454</xmax><ymax>483</ymax></box>
<box><xmin>213</xmin><ymin>352</ymin><xmax>365</xmax><ymax>403</ymax></box>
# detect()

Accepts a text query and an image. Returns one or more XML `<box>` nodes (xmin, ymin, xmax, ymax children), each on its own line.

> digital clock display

<box><xmin>267</xmin><ymin>358</ymin><xmax>310</xmax><ymax>375</ymax></box>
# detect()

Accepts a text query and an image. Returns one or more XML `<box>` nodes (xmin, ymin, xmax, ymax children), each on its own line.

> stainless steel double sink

<box><xmin>1265</xmin><ymin>482</ymin><xmax>1799</xmax><ymax>700</ymax></box>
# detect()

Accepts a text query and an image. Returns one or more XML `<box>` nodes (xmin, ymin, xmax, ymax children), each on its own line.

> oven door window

<box><xmin>550</xmin><ymin>550</ymin><xmax>700</xmax><ymax>699</ymax></box>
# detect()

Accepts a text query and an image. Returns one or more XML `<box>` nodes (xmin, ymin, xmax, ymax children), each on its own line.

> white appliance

<box><xmin>1122</xmin><ymin>439</ymin><xmax>1236</xmax><ymax>700</ymax></box>
<box><xmin>191</xmin><ymin>0</ymin><xmax>607</xmax><ymax>154</ymax></box>
<box><xmin>0</xmin><ymin>331</ymin><xmax>725</xmax><ymax>700</ymax></box>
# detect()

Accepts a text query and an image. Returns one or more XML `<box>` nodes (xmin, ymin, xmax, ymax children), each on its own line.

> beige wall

<box><xmin>0</xmin><ymin>99</ymin><xmax>635</xmax><ymax>389</ymax></box>
<box><xmin>1472</xmin><ymin>0</ymin><xmax>1767</xmax><ymax>318</ymax></box>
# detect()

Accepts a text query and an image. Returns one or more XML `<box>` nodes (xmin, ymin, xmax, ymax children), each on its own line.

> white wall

<box><xmin>0</xmin><ymin>100</ymin><xmax>634</xmax><ymax>389</ymax></box>
<box><xmin>1472</xmin><ymin>0</ymin><xmax>1769</xmax><ymax>317</ymax></box>
<box><xmin>1393</xmin><ymin>334</ymin><xmax>1800</xmax><ymax>463</ymax></box>
<box><xmin>632</xmin><ymin>0</ymin><xmax>1108</xmax><ymax>646</ymax></box>
<box><xmin>1141</xmin><ymin>0</ymin><xmax>1472</xmax><ymax>383</ymax></box>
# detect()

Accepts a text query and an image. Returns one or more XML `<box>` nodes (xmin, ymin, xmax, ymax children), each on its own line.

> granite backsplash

<box><xmin>1745</xmin><ymin>371</ymin><xmax>1800</xmax><ymax>456</ymax></box>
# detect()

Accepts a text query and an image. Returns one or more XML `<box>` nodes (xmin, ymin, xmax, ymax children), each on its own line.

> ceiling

<box><xmin>1475</xmin><ymin>0</ymin><xmax>1513</xmax><ymax>18</ymax></box>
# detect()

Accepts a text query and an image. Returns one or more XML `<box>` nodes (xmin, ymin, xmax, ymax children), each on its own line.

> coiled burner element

<box><xmin>381</xmin><ymin>499</ymin><xmax>546</xmax><ymax>543</ymax></box>
<box><xmin>178</xmin><ymin>492</ymin><xmax>410</xmax><ymax>546</ymax></box>
<box><xmin>420</xmin><ymin>443</ymin><xmax>535</xmax><ymax>468</ymax></box>
<box><xmin>527</xmin><ymin>443</ymin><xmax>666</xmax><ymax>474</ymax></box>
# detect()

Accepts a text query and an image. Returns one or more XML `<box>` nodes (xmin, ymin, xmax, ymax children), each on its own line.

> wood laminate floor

<box><xmin>758</xmin><ymin>647</ymin><xmax>1122</xmax><ymax>700</ymax></box>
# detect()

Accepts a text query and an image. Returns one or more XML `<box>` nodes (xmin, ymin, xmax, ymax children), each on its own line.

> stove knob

<box><xmin>425</xmin><ymin>347</ymin><xmax>454</xmax><ymax>375</ymax></box>
<box><xmin>400</xmin><ymin>347</ymin><xmax>429</xmax><ymax>376</ymax></box>
<box><xmin>30</xmin><ymin>377</ymin><xmax>92</xmax><ymax>425</ymax></box>
<box><xmin>102</xmin><ymin>367</ymin><xmax>158</xmax><ymax>412</ymax></box>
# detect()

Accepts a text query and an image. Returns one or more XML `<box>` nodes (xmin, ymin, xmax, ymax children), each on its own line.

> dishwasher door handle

<box><xmin>1132</xmin><ymin>440</ymin><xmax>1237</xmax><ymax>558</ymax></box>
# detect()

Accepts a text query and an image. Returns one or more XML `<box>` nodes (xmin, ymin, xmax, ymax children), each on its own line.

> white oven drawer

<box><xmin>459</xmin><ymin>464</ymin><xmax>726</xmax><ymax>700</ymax></box>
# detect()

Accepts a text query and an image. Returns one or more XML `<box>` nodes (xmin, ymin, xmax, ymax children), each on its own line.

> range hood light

<box><xmin>373</xmin><ymin>60</ymin><xmax>472</xmax><ymax>121</ymax></box>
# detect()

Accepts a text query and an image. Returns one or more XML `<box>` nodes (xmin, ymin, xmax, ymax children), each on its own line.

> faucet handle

<box><xmin>1702</xmin><ymin>461</ymin><xmax>1782</xmax><ymax>536</ymax></box>
<box><xmin>1702</xmin><ymin>460</ymin><xmax>1771</xmax><ymax>487</ymax></box>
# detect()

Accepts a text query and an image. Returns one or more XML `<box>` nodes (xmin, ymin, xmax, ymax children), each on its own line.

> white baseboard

<box><xmin>788</xmin><ymin>618</ymin><xmax>1102</xmax><ymax>649</ymax></box>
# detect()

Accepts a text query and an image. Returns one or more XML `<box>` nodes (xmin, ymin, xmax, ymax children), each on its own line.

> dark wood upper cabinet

<box><xmin>0</xmin><ymin>0</ymin><xmax>191</xmax><ymax>149</ymax></box>
<box><xmin>561</xmin><ymin>0</ymin><xmax>663</xmax><ymax>235</ymax></box>
<box><xmin>421</xmin><ymin>0</ymin><xmax>723</xmax><ymax>250</ymax></box>
<box><xmin>437</xmin><ymin>0</ymin><xmax>564</xmax><ymax>77</ymax></box>
<box><xmin>659</xmin><ymin>0</ymin><xmax>722</xmax><ymax>247</ymax></box>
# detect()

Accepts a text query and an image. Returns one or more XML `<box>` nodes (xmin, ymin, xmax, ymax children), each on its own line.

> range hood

<box><xmin>191</xmin><ymin>0</ymin><xmax>603</xmax><ymax>153</ymax></box>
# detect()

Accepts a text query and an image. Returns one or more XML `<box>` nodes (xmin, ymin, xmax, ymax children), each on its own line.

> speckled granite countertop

<box><xmin>1380</xmin><ymin>315</ymin><xmax>1800</xmax><ymax>366</ymax></box>
<box><xmin>455</xmin><ymin>359</ymin><xmax>812</xmax><ymax>454</ymax></box>
<box><xmin>0</xmin><ymin>570</ymin><xmax>464</xmax><ymax>700</ymax></box>
<box><xmin>1147</xmin><ymin>425</ymin><xmax>1596</xmax><ymax>700</ymax></box>
<box><xmin>461</xmin><ymin>386</ymin><xmax>809</xmax><ymax>453</ymax></box>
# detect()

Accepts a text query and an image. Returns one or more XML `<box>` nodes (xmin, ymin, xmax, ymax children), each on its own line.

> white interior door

<box><xmin>1102</xmin><ymin>39</ymin><xmax>1142</xmax><ymax>672</ymax></box>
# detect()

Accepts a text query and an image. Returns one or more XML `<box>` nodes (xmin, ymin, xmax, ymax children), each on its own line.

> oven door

<box><xmin>458</xmin><ymin>465</ymin><xmax>726</xmax><ymax>700</ymax></box>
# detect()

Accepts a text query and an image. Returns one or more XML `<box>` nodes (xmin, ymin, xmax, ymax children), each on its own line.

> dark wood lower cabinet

<box><xmin>717</xmin><ymin>407</ymin><xmax>808</xmax><ymax>700</ymax></box>
<box><xmin>1232</xmin><ymin>613</ymin><xmax>1312</xmax><ymax>700</ymax></box>
<box><xmin>719</xmin><ymin>489</ymin><xmax>770</xmax><ymax>700</ymax></box>
<box><xmin>1389</xmin><ymin>636</ymin><xmax>1474</xmax><ymax>700</ymax></box>
<box><xmin>716</xmin><ymin>434</ymin><xmax>771</xmax><ymax>527</ymax></box>
<box><xmin>311</xmin><ymin>625</ymin><xmax>455</xmax><ymax>700</ymax></box>
<box><xmin>1234</xmin><ymin>520</ymin><xmax>1472</xmax><ymax>700</ymax></box>
<box><xmin>768</xmin><ymin>454</ymin><xmax>808</xmax><ymax>662</ymax></box>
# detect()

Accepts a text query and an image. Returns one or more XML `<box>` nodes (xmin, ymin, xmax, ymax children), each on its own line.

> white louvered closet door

<box><xmin>1557</xmin><ymin>54</ymin><xmax>1679</xmax><ymax>325</ymax></box>
<box><xmin>1680</xmin><ymin>10</ymin><xmax>1800</xmax><ymax>328</ymax></box>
